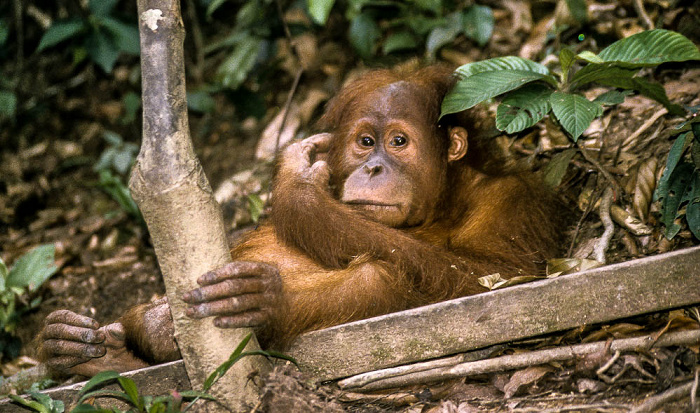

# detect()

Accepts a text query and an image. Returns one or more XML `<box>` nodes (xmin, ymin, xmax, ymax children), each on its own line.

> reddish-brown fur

<box><xmin>38</xmin><ymin>65</ymin><xmax>567</xmax><ymax>375</ymax></box>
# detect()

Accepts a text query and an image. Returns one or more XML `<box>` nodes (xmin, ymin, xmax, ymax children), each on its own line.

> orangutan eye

<box><xmin>390</xmin><ymin>136</ymin><xmax>407</xmax><ymax>147</ymax></box>
<box><xmin>359</xmin><ymin>136</ymin><xmax>375</xmax><ymax>147</ymax></box>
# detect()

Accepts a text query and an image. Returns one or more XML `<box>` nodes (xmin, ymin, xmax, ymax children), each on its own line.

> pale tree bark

<box><xmin>130</xmin><ymin>0</ymin><xmax>268</xmax><ymax>410</ymax></box>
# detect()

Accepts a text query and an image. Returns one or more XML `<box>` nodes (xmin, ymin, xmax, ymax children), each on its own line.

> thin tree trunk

<box><xmin>130</xmin><ymin>0</ymin><xmax>268</xmax><ymax>410</ymax></box>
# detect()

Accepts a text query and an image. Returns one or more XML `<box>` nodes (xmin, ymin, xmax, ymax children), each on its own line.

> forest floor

<box><xmin>1</xmin><ymin>0</ymin><xmax>700</xmax><ymax>411</ymax></box>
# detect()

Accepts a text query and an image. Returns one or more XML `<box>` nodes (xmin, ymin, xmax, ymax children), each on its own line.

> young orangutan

<box><xmin>37</xmin><ymin>65</ymin><xmax>568</xmax><ymax>376</ymax></box>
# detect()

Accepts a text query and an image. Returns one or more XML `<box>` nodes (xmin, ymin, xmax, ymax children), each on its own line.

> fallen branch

<box><xmin>629</xmin><ymin>380</ymin><xmax>696</xmax><ymax>413</ymax></box>
<box><xmin>338</xmin><ymin>329</ymin><xmax>700</xmax><ymax>392</ymax></box>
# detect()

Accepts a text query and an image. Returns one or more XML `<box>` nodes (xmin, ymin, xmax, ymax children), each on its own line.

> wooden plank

<box><xmin>287</xmin><ymin>245</ymin><xmax>700</xmax><ymax>381</ymax></box>
<box><xmin>2</xmin><ymin>246</ymin><xmax>699</xmax><ymax>410</ymax></box>
<box><xmin>0</xmin><ymin>361</ymin><xmax>189</xmax><ymax>413</ymax></box>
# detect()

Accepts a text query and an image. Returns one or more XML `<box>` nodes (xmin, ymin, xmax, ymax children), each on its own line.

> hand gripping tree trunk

<box><xmin>130</xmin><ymin>1</ymin><xmax>268</xmax><ymax>410</ymax></box>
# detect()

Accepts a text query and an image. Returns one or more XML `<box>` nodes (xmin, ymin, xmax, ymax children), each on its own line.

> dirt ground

<box><xmin>1</xmin><ymin>0</ymin><xmax>700</xmax><ymax>411</ymax></box>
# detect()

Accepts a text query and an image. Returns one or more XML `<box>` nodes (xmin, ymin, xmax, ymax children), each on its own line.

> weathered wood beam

<box><xmin>287</xmin><ymin>245</ymin><xmax>700</xmax><ymax>380</ymax></box>
<box><xmin>2</xmin><ymin>246</ymin><xmax>699</xmax><ymax>410</ymax></box>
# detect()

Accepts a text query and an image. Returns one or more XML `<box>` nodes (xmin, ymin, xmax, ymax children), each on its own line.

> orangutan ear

<box><xmin>447</xmin><ymin>127</ymin><xmax>468</xmax><ymax>162</ymax></box>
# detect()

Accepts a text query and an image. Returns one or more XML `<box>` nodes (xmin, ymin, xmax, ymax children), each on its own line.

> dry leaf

<box><xmin>633</xmin><ymin>158</ymin><xmax>658</xmax><ymax>223</ymax></box>
<box><xmin>503</xmin><ymin>366</ymin><xmax>553</xmax><ymax>398</ymax></box>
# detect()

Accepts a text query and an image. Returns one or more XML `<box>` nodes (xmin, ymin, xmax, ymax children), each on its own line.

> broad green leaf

<box><xmin>543</xmin><ymin>148</ymin><xmax>577</xmax><ymax>188</ymax></box>
<box><xmin>235</xmin><ymin>1</ymin><xmax>263</xmax><ymax>28</ymax></box>
<box><xmin>495</xmin><ymin>84</ymin><xmax>553</xmax><ymax>133</ymax></box>
<box><xmin>216</xmin><ymin>36</ymin><xmax>263</xmax><ymax>89</ymax></box>
<box><xmin>570</xmin><ymin>64</ymin><xmax>637</xmax><ymax>89</ymax></box>
<box><xmin>203</xmin><ymin>333</ymin><xmax>253</xmax><ymax>390</ymax></box>
<box><xmin>308</xmin><ymin>0</ymin><xmax>336</xmax><ymax>25</ymax></box>
<box><xmin>37</xmin><ymin>19</ymin><xmax>85</xmax><ymax>52</ymax></box>
<box><xmin>383</xmin><ymin>31</ymin><xmax>418</xmax><ymax>55</ymax></box>
<box><xmin>593</xmin><ymin>89</ymin><xmax>633</xmax><ymax>106</ymax></box>
<box><xmin>100</xmin><ymin>17</ymin><xmax>140</xmax><ymax>55</ymax></box>
<box><xmin>597</xmin><ymin>29</ymin><xmax>700</xmax><ymax>67</ymax></box>
<box><xmin>597</xmin><ymin>72</ymin><xmax>683</xmax><ymax>115</ymax></box>
<box><xmin>559</xmin><ymin>48</ymin><xmax>576</xmax><ymax>80</ymax></box>
<box><xmin>7</xmin><ymin>244</ymin><xmax>57</xmax><ymax>292</ymax></box>
<box><xmin>442</xmin><ymin>70</ymin><xmax>549</xmax><ymax>116</ymax></box>
<box><xmin>454</xmin><ymin>56</ymin><xmax>553</xmax><ymax>79</ymax></box>
<box><xmin>0</xmin><ymin>90</ymin><xmax>17</xmax><ymax>120</ymax></box>
<box><xmin>576</xmin><ymin>50</ymin><xmax>603</xmax><ymax>63</ymax></box>
<box><xmin>549</xmin><ymin>91</ymin><xmax>600</xmax><ymax>140</ymax></box>
<box><xmin>86</xmin><ymin>30</ymin><xmax>120</xmax><ymax>73</ymax></box>
<box><xmin>426</xmin><ymin>12</ymin><xmax>462</xmax><ymax>58</ymax></box>
<box><xmin>121</xmin><ymin>92</ymin><xmax>141</xmax><ymax>124</ymax></box>
<box><xmin>349</xmin><ymin>13</ymin><xmax>380</xmax><ymax>59</ymax></box>
<box><xmin>660</xmin><ymin>163</ymin><xmax>695</xmax><ymax>239</ymax></box>
<box><xmin>89</xmin><ymin>0</ymin><xmax>118</xmax><ymax>17</ymax></box>
<box><xmin>463</xmin><ymin>5</ymin><xmax>494</xmax><ymax>47</ymax></box>
<box><xmin>687</xmin><ymin>186</ymin><xmax>700</xmax><ymax>239</ymax></box>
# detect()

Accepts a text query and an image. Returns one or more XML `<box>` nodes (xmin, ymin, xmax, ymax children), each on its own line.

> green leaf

<box><xmin>496</xmin><ymin>84</ymin><xmax>553</xmax><ymax>133</ymax></box>
<box><xmin>121</xmin><ymin>92</ymin><xmax>141</xmax><ymax>124</ymax></box>
<box><xmin>593</xmin><ymin>89</ymin><xmax>633</xmax><ymax>106</ymax></box>
<box><xmin>570</xmin><ymin>64</ymin><xmax>636</xmax><ymax>89</ymax></box>
<box><xmin>7</xmin><ymin>395</ymin><xmax>50</xmax><ymax>413</ymax></box>
<box><xmin>462</xmin><ymin>5</ymin><xmax>494</xmax><ymax>47</ymax></box>
<box><xmin>0</xmin><ymin>20</ymin><xmax>10</xmax><ymax>47</ymax></box>
<box><xmin>308</xmin><ymin>0</ymin><xmax>336</xmax><ymax>25</ymax></box>
<box><xmin>549</xmin><ymin>91</ymin><xmax>601</xmax><ymax>140</ymax></box>
<box><xmin>247</xmin><ymin>194</ymin><xmax>264</xmax><ymax>223</ymax></box>
<box><xmin>597</xmin><ymin>29</ymin><xmax>700</xmax><ymax>67</ymax></box>
<box><xmin>187</xmin><ymin>91</ymin><xmax>216</xmax><ymax>114</ymax></box>
<box><xmin>655</xmin><ymin>132</ymin><xmax>693</xmax><ymax>202</ymax></box>
<box><xmin>349</xmin><ymin>13</ymin><xmax>380</xmax><ymax>59</ymax></box>
<box><xmin>687</xmin><ymin>185</ymin><xmax>700</xmax><ymax>239</ymax></box>
<box><xmin>100</xmin><ymin>17</ymin><xmax>140</xmax><ymax>55</ymax></box>
<box><xmin>79</xmin><ymin>370</ymin><xmax>122</xmax><ymax>396</ymax></box>
<box><xmin>454</xmin><ymin>56</ymin><xmax>553</xmax><ymax>78</ymax></box>
<box><xmin>426</xmin><ymin>12</ymin><xmax>462</xmax><ymax>58</ymax></box>
<box><xmin>37</xmin><ymin>19</ymin><xmax>85</xmax><ymax>52</ymax></box>
<box><xmin>0</xmin><ymin>90</ymin><xmax>17</xmax><ymax>120</ymax></box>
<box><xmin>203</xmin><ymin>333</ymin><xmax>253</xmax><ymax>390</ymax></box>
<box><xmin>543</xmin><ymin>148</ymin><xmax>577</xmax><ymax>187</ymax></box>
<box><xmin>7</xmin><ymin>244</ymin><xmax>57</xmax><ymax>292</ymax></box>
<box><xmin>216</xmin><ymin>36</ymin><xmax>263</xmax><ymax>89</ymax></box>
<box><xmin>442</xmin><ymin>71</ymin><xmax>550</xmax><ymax>116</ymax></box>
<box><xmin>86</xmin><ymin>30</ymin><xmax>120</xmax><ymax>73</ymax></box>
<box><xmin>560</xmin><ymin>48</ymin><xmax>576</xmax><ymax>81</ymax></box>
<box><xmin>118</xmin><ymin>377</ymin><xmax>141</xmax><ymax>409</ymax></box>
<box><xmin>382</xmin><ymin>31</ymin><xmax>418</xmax><ymax>55</ymax></box>
<box><xmin>661</xmin><ymin>163</ymin><xmax>695</xmax><ymax>239</ymax></box>
<box><xmin>576</xmin><ymin>50</ymin><xmax>603</xmax><ymax>63</ymax></box>
<box><xmin>0</xmin><ymin>257</ymin><xmax>7</xmax><ymax>292</ymax></box>
<box><xmin>89</xmin><ymin>0</ymin><xmax>118</xmax><ymax>17</ymax></box>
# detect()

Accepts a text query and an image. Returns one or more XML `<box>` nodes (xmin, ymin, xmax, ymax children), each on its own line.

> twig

<box><xmin>632</xmin><ymin>0</ymin><xmax>655</xmax><ymax>30</ymax></box>
<box><xmin>629</xmin><ymin>380</ymin><xmax>695</xmax><ymax>413</ymax></box>
<box><xmin>567</xmin><ymin>180</ymin><xmax>602</xmax><ymax>258</ymax></box>
<box><xmin>578</xmin><ymin>142</ymin><xmax>622</xmax><ymax>197</ymax></box>
<box><xmin>622</xmin><ymin>108</ymin><xmax>668</xmax><ymax>150</ymax></box>
<box><xmin>338</xmin><ymin>329</ymin><xmax>700</xmax><ymax>391</ymax></box>
<box><xmin>594</xmin><ymin>187</ymin><xmax>615</xmax><ymax>264</ymax></box>
<box><xmin>512</xmin><ymin>403</ymin><xmax>630</xmax><ymax>413</ymax></box>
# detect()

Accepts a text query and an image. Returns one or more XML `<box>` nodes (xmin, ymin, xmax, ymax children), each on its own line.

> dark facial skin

<box><xmin>333</xmin><ymin>82</ymin><xmax>448</xmax><ymax>227</ymax></box>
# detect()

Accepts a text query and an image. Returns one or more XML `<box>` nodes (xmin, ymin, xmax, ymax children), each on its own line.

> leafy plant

<box><xmin>0</xmin><ymin>245</ymin><xmax>59</xmax><ymax>361</ymax></box>
<box><xmin>655</xmin><ymin>116</ymin><xmax>700</xmax><ymax>240</ymax></box>
<box><xmin>9</xmin><ymin>391</ymin><xmax>65</xmax><ymax>413</ymax></box>
<box><xmin>442</xmin><ymin>29</ymin><xmax>700</xmax><ymax>141</ymax></box>
<box><xmin>94</xmin><ymin>131</ymin><xmax>142</xmax><ymax>222</ymax></box>
<box><xmin>308</xmin><ymin>0</ymin><xmax>494</xmax><ymax>59</ymax></box>
<box><xmin>10</xmin><ymin>333</ymin><xmax>297</xmax><ymax>412</ymax></box>
<box><xmin>37</xmin><ymin>0</ymin><xmax>139</xmax><ymax>73</ymax></box>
